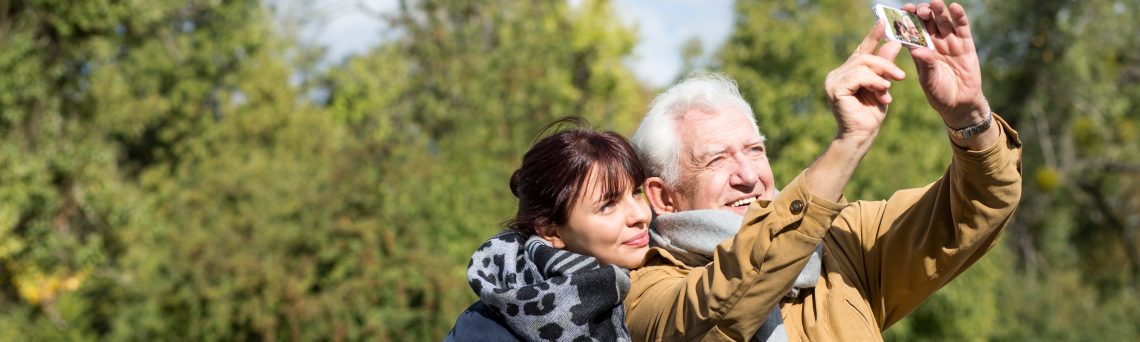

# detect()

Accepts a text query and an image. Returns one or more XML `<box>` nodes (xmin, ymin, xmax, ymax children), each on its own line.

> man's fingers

<box><xmin>949</xmin><ymin>2</ymin><xmax>972</xmax><ymax>38</ymax></box>
<box><xmin>836</xmin><ymin>68</ymin><xmax>893</xmax><ymax>95</ymax></box>
<box><xmin>915</xmin><ymin>3</ymin><xmax>938</xmax><ymax>36</ymax></box>
<box><xmin>876</xmin><ymin>41</ymin><xmax>904</xmax><ymax>65</ymax></box>
<box><xmin>828</xmin><ymin>66</ymin><xmax>893</xmax><ymax>116</ymax></box>
<box><xmin>854</xmin><ymin>88</ymin><xmax>892</xmax><ymax>109</ymax></box>
<box><xmin>909</xmin><ymin>45</ymin><xmax>937</xmax><ymax>64</ymax></box>
<box><xmin>916</xmin><ymin>3</ymin><xmax>933</xmax><ymax>20</ymax></box>
<box><xmin>878</xmin><ymin>90</ymin><xmax>893</xmax><ymax>105</ymax></box>
<box><xmin>852</xmin><ymin>54</ymin><xmax>906</xmax><ymax>80</ymax></box>
<box><xmin>857</xmin><ymin>21</ymin><xmax>887</xmax><ymax>54</ymax></box>
<box><xmin>931</xmin><ymin>0</ymin><xmax>955</xmax><ymax>38</ymax></box>
<box><xmin>908</xmin><ymin>46</ymin><xmax>941</xmax><ymax>80</ymax></box>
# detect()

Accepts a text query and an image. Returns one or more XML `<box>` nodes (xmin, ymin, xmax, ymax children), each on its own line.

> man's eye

<box><xmin>748</xmin><ymin>146</ymin><xmax>766</xmax><ymax>158</ymax></box>
<box><xmin>706</xmin><ymin>156</ymin><xmax>725</xmax><ymax>167</ymax></box>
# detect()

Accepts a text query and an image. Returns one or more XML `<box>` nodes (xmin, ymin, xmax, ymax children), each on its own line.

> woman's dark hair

<box><xmin>507</xmin><ymin>117</ymin><xmax>646</xmax><ymax>236</ymax></box>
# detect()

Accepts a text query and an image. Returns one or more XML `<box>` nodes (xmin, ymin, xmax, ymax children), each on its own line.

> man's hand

<box><xmin>811</xmin><ymin>22</ymin><xmax>903</xmax><ymax>202</ymax></box>
<box><xmin>903</xmin><ymin>0</ymin><xmax>990</xmax><ymax>131</ymax></box>
<box><xmin>825</xmin><ymin>22</ymin><xmax>905</xmax><ymax>146</ymax></box>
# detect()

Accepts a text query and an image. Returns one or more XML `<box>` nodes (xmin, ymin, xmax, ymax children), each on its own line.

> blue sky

<box><xmin>609</xmin><ymin>0</ymin><xmax>734</xmax><ymax>87</ymax></box>
<box><xmin>297</xmin><ymin>0</ymin><xmax>734</xmax><ymax>87</ymax></box>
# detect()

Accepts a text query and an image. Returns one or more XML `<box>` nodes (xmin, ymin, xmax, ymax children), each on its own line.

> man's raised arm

<box><xmin>823</xmin><ymin>0</ymin><xmax>1022</xmax><ymax>329</ymax></box>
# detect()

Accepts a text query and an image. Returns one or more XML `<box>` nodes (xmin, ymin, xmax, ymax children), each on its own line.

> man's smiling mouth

<box><xmin>728</xmin><ymin>195</ymin><xmax>761</xmax><ymax>208</ymax></box>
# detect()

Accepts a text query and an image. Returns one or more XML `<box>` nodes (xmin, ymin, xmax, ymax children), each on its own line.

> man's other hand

<box><xmin>903</xmin><ymin>0</ymin><xmax>990</xmax><ymax>130</ymax></box>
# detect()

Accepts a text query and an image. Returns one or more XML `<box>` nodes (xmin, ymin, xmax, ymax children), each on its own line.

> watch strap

<box><xmin>947</xmin><ymin>110</ymin><xmax>994</xmax><ymax>139</ymax></box>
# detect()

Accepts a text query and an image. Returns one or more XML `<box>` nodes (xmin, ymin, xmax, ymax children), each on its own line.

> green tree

<box><xmin>0</xmin><ymin>0</ymin><xmax>360</xmax><ymax>339</ymax></box>
<box><xmin>975</xmin><ymin>0</ymin><xmax>1140</xmax><ymax>340</ymax></box>
<box><xmin>0</xmin><ymin>0</ymin><xmax>201</xmax><ymax>336</ymax></box>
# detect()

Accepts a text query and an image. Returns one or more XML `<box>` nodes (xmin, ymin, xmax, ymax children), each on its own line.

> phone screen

<box><xmin>874</xmin><ymin>4</ymin><xmax>934</xmax><ymax>49</ymax></box>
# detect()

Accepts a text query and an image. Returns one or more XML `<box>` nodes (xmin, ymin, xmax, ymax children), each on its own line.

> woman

<box><xmin>446</xmin><ymin>117</ymin><xmax>651</xmax><ymax>341</ymax></box>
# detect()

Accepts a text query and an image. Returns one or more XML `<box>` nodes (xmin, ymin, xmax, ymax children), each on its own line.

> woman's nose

<box><xmin>626</xmin><ymin>195</ymin><xmax>651</xmax><ymax>226</ymax></box>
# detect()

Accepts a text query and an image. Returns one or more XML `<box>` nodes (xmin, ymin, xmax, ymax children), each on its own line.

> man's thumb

<box><xmin>909</xmin><ymin>47</ymin><xmax>940</xmax><ymax>76</ymax></box>
<box><xmin>909</xmin><ymin>47</ymin><xmax>938</xmax><ymax>66</ymax></box>
<box><xmin>877</xmin><ymin>41</ymin><xmax>904</xmax><ymax>62</ymax></box>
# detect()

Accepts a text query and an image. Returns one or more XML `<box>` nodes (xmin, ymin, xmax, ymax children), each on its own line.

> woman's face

<box><xmin>545</xmin><ymin>166</ymin><xmax>652</xmax><ymax>269</ymax></box>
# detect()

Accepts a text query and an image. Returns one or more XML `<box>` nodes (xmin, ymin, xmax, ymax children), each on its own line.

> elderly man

<box><xmin>625</xmin><ymin>1</ymin><xmax>1021</xmax><ymax>341</ymax></box>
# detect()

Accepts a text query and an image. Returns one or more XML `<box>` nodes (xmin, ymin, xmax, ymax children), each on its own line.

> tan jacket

<box><xmin>625</xmin><ymin>115</ymin><xmax>1022</xmax><ymax>341</ymax></box>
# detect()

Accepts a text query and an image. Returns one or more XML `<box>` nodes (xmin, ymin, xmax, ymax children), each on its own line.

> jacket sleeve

<box><xmin>826</xmin><ymin>113</ymin><xmax>1023</xmax><ymax>329</ymax></box>
<box><xmin>625</xmin><ymin>172</ymin><xmax>847</xmax><ymax>341</ymax></box>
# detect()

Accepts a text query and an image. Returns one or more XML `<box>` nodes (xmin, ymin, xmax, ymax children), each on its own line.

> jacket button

<box><xmin>790</xmin><ymin>200</ymin><xmax>805</xmax><ymax>215</ymax></box>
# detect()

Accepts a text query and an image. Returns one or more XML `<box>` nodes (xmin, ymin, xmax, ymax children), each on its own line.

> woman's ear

<box><xmin>533</xmin><ymin>225</ymin><xmax>566</xmax><ymax>249</ymax></box>
<box><xmin>644</xmin><ymin>177</ymin><xmax>677</xmax><ymax>214</ymax></box>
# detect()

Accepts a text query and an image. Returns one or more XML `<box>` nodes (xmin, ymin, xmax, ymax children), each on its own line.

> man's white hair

<box><xmin>631</xmin><ymin>72</ymin><xmax>763</xmax><ymax>186</ymax></box>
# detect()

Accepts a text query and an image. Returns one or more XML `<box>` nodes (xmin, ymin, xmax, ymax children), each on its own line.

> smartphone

<box><xmin>873</xmin><ymin>4</ymin><xmax>934</xmax><ymax>49</ymax></box>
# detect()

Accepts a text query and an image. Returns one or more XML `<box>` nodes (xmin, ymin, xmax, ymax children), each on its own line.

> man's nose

<box><xmin>729</xmin><ymin>154</ymin><xmax>760</xmax><ymax>188</ymax></box>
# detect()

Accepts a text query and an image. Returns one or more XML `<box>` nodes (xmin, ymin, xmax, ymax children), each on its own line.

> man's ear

<box><xmin>533</xmin><ymin>225</ymin><xmax>566</xmax><ymax>249</ymax></box>
<box><xmin>644</xmin><ymin>176</ymin><xmax>678</xmax><ymax>214</ymax></box>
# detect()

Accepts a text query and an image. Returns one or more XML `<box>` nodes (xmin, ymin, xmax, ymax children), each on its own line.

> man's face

<box><xmin>669</xmin><ymin>107</ymin><xmax>775</xmax><ymax>216</ymax></box>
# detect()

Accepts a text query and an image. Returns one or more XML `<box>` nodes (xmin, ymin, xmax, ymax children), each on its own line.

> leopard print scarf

<box><xmin>467</xmin><ymin>231</ymin><xmax>632</xmax><ymax>341</ymax></box>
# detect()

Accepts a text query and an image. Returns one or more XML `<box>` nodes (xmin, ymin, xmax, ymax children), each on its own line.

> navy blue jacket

<box><xmin>445</xmin><ymin>301</ymin><xmax>523</xmax><ymax>341</ymax></box>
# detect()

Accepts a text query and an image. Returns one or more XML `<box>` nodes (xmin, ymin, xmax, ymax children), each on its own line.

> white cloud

<box><xmin>320</xmin><ymin>13</ymin><xmax>385</xmax><ymax>62</ymax></box>
<box><xmin>614</xmin><ymin>0</ymin><xmax>734</xmax><ymax>87</ymax></box>
<box><xmin>286</xmin><ymin>0</ymin><xmax>394</xmax><ymax>63</ymax></box>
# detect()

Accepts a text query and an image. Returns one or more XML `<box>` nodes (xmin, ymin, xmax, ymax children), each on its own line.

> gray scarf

<box><xmin>650</xmin><ymin>210</ymin><xmax>822</xmax><ymax>342</ymax></box>
<box><xmin>467</xmin><ymin>231</ymin><xmax>632</xmax><ymax>341</ymax></box>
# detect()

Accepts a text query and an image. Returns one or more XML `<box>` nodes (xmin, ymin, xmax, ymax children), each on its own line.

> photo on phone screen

<box><xmin>874</xmin><ymin>4</ymin><xmax>934</xmax><ymax>49</ymax></box>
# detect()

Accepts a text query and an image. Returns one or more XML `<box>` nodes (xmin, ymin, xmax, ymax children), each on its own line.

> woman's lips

<box><xmin>623</xmin><ymin>230</ymin><xmax>649</xmax><ymax>247</ymax></box>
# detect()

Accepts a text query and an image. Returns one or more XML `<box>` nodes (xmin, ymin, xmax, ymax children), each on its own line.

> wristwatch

<box><xmin>947</xmin><ymin>110</ymin><xmax>993</xmax><ymax>139</ymax></box>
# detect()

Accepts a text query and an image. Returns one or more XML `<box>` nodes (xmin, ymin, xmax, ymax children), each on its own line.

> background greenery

<box><xmin>1</xmin><ymin>0</ymin><xmax>1136</xmax><ymax>340</ymax></box>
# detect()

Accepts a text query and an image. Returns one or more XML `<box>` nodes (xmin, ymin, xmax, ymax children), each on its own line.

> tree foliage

<box><xmin>2</xmin><ymin>0</ymin><xmax>643</xmax><ymax>340</ymax></box>
<box><xmin>976</xmin><ymin>0</ymin><xmax>1140</xmax><ymax>339</ymax></box>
